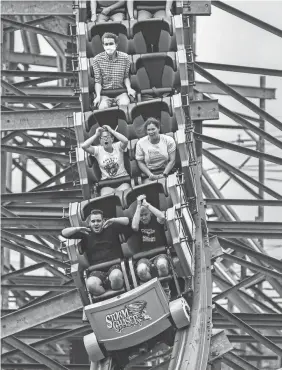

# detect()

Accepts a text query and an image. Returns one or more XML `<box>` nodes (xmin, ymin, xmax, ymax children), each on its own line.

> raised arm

<box><xmin>131</xmin><ymin>195</ymin><xmax>146</xmax><ymax>231</ymax></box>
<box><xmin>143</xmin><ymin>199</ymin><xmax>166</xmax><ymax>224</ymax></box>
<box><xmin>103</xmin><ymin>125</ymin><xmax>128</xmax><ymax>150</ymax></box>
<box><xmin>62</xmin><ymin>226</ymin><xmax>90</xmax><ymax>239</ymax></box>
<box><xmin>103</xmin><ymin>217</ymin><xmax>130</xmax><ymax>229</ymax></box>
<box><xmin>81</xmin><ymin>127</ymin><xmax>103</xmax><ymax>155</ymax></box>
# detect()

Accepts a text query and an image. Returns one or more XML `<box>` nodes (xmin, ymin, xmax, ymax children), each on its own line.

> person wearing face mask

<box><xmin>91</xmin><ymin>32</ymin><xmax>136</xmax><ymax>110</ymax></box>
<box><xmin>135</xmin><ymin>117</ymin><xmax>176</xmax><ymax>183</ymax></box>
<box><xmin>131</xmin><ymin>195</ymin><xmax>171</xmax><ymax>299</ymax></box>
<box><xmin>62</xmin><ymin>209</ymin><xmax>132</xmax><ymax>296</ymax></box>
<box><xmin>81</xmin><ymin>125</ymin><xmax>131</xmax><ymax>196</ymax></box>
<box><xmin>90</xmin><ymin>1</ymin><xmax>126</xmax><ymax>23</ymax></box>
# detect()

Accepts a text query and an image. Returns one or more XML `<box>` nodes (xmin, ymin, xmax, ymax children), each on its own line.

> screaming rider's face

<box><xmin>89</xmin><ymin>214</ymin><xmax>103</xmax><ymax>233</ymax></box>
<box><xmin>100</xmin><ymin>131</ymin><xmax>113</xmax><ymax>150</ymax></box>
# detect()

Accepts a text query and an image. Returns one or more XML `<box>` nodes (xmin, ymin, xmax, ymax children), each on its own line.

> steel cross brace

<box><xmin>3</xmin><ymin>336</ymin><xmax>69</xmax><ymax>370</ymax></box>
<box><xmin>1</xmin><ymin>189</ymin><xmax>82</xmax><ymax>203</ymax></box>
<box><xmin>2</xmin><ymin>17</ymin><xmax>72</xmax><ymax>42</ymax></box>
<box><xmin>2</xmin><ymin>144</ymin><xmax>69</xmax><ymax>163</ymax></box>
<box><xmin>2</xmin><ymin>70</ymin><xmax>73</xmax><ymax>78</ymax></box>
<box><xmin>228</xmin><ymin>335</ymin><xmax>282</xmax><ymax>344</ymax></box>
<box><xmin>1</xmin><ymin>217</ymin><xmax>69</xmax><ymax>228</ymax></box>
<box><xmin>2</xmin><ymin>325</ymin><xmax>90</xmax><ymax>361</ymax></box>
<box><xmin>205</xmin><ymin>199</ymin><xmax>282</xmax><ymax>206</ymax></box>
<box><xmin>195</xmin><ymin>81</ymin><xmax>276</xmax><ymax>99</ymax></box>
<box><xmin>222</xmin><ymin>351</ymin><xmax>260</xmax><ymax>370</ymax></box>
<box><xmin>213</xmin><ymin>273</ymin><xmax>276</xmax><ymax>314</ymax></box>
<box><xmin>1</xmin><ymin>239</ymin><xmax>67</xmax><ymax>269</ymax></box>
<box><xmin>1</xmin><ymin>288</ymin><xmax>82</xmax><ymax>338</ymax></box>
<box><xmin>1</xmin><ymin>262</ymin><xmax>47</xmax><ymax>281</ymax></box>
<box><xmin>203</xmin><ymin>149</ymin><xmax>282</xmax><ymax>199</ymax></box>
<box><xmin>223</xmin><ymin>253</ymin><xmax>282</xmax><ymax>281</ymax></box>
<box><xmin>1</xmin><ymin>1</ymin><xmax>74</xmax><ymax>15</ymax></box>
<box><xmin>214</xmin><ymin>303</ymin><xmax>282</xmax><ymax>357</ymax></box>
<box><xmin>197</xmin><ymin>134</ymin><xmax>282</xmax><ymax>165</ymax></box>
<box><xmin>213</xmin><ymin>272</ymin><xmax>263</xmax><ymax>302</ymax></box>
<box><xmin>1</xmin><ymin>108</ymin><xmax>78</xmax><ymax>131</ymax></box>
<box><xmin>218</xmin><ymin>237</ymin><xmax>282</xmax><ymax>272</ymax></box>
<box><xmin>195</xmin><ymin>63</ymin><xmax>282</xmax><ymax>132</ymax></box>
<box><xmin>2</xmin><ymin>284</ymin><xmax>75</xmax><ymax>291</ymax></box>
<box><xmin>197</xmin><ymin>61</ymin><xmax>282</xmax><ymax>77</ymax></box>
<box><xmin>1</xmin><ymin>79</ymin><xmax>46</xmax><ymax>110</ymax></box>
<box><xmin>3</xmin><ymin>15</ymin><xmax>54</xmax><ymax>33</ymax></box>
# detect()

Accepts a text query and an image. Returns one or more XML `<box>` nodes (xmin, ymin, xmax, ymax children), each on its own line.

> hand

<box><xmin>149</xmin><ymin>173</ymin><xmax>159</xmax><ymax>181</ymax></box>
<box><xmin>127</xmin><ymin>87</ymin><xmax>136</xmax><ymax>99</ymax></box>
<box><xmin>80</xmin><ymin>227</ymin><xmax>91</xmax><ymax>235</ymax></box>
<box><xmin>102</xmin><ymin>125</ymin><xmax>112</xmax><ymax>133</ymax></box>
<box><xmin>142</xmin><ymin>199</ymin><xmax>149</xmax><ymax>208</ymax></box>
<box><xmin>137</xmin><ymin>194</ymin><xmax>146</xmax><ymax>205</ymax></box>
<box><xmin>96</xmin><ymin>126</ymin><xmax>103</xmax><ymax>135</ymax></box>
<box><xmin>93</xmin><ymin>95</ymin><xmax>101</xmax><ymax>107</ymax></box>
<box><xmin>91</xmin><ymin>14</ymin><xmax>97</xmax><ymax>22</ymax></box>
<box><xmin>101</xmin><ymin>6</ymin><xmax>111</xmax><ymax>16</ymax></box>
<box><xmin>157</xmin><ymin>174</ymin><xmax>164</xmax><ymax>179</ymax></box>
<box><xmin>103</xmin><ymin>218</ymin><xmax>115</xmax><ymax>229</ymax></box>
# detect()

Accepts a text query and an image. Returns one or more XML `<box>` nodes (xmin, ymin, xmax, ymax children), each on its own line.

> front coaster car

<box><xmin>83</xmin><ymin>278</ymin><xmax>190</xmax><ymax>362</ymax></box>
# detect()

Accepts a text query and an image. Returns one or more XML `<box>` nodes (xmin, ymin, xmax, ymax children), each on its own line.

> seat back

<box><xmin>87</xmin><ymin>23</ymin><xmax>129</xmax><ymax>58</ymax></box>
<box><xmin>128</xmin><ymin>99</ymin><xmax>176</xmax><ymax>139</ymax></box>
<box><xmin>80</xmin><ymin>194</ymin><xmax>122</xmax><ymax>222</ymax></box>
<box><xmin>131</xmin><ymin>53</ymin><xmax>178</xmax><ymax>92</ymax></box>
<box><xmin>131</xmin><ymin>19</ymin><xmax>173</xmax><ymax>54</ymax></box>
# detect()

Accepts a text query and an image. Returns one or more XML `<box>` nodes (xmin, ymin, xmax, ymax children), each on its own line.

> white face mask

<box><xmin>103</xmin><ymin>38</ymin><xmax>117</xmax><ymax>56</ymax></box>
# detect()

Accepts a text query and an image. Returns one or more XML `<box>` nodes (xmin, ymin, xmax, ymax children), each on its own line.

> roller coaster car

<box><xmin>83</xmin><ymin>278</ymin><xmax>190</xmax><ymax>363</ymax></box>
<box><xmin>83</xmin><ymin>50</ymin><xmax>187</xmax><ymax>103</ymax></box>
<box><xmin>85</xmin><ymin>18</ymin><xmax>176</xmax><ymax>58</ymax></box>
<box><xmin>77</xmin><ymin>95</ymin><xmax>182</xmax><ymax>141</ymax></box>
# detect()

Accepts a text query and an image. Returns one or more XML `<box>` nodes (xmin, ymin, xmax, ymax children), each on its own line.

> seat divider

<box><xmin>129</xmin><ymin>258</ymin><xmax>138</xmax><ymax>288</ymax></box>
<box><xmin>121</xmin><ymin>260</ymin><xmax>130</xmax><ymax>291</ymax></box>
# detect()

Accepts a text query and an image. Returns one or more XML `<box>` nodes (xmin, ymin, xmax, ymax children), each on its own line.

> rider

<box><xmin>131</xmin><ymin>195</ymin><xmax>171</xmax><ymax>299</ymax></box>
<box><xmin>92</xmin><ymin>32</ymin><xmax>136</xmax><ymax>110</ymax></box>
<box><xmin>62</xmin><ymin>209</ymin><xmax>132</xmax><ymax>296</ymax></box>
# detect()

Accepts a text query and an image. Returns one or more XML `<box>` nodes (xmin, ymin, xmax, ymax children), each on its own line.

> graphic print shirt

<box><xmin>92</xmin><ymin>142</ymin><xmax>128</xmax><ymax>180</ymax></box>
<box><xmin>135</xmin><ymin>134</ymin><xmax>176</xmax><ymax>171</ymax></box>
<box><xmin>138</xmin><ymin>215</ymin><xmax>167</xmax><ymax>251</ymax></box>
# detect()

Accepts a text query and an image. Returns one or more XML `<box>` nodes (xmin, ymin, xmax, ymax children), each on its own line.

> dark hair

<box><xmin>102</xmin><ymin>32</ymin><xmax>118</xmax><ymax>44</ymax></box>
<box><xmin>144</xmin><ymin>117</ymin><xmax>161</xmax><ymax>132</ymax></box>
<box><xmin>91</xmin><ymin>209</ymin><xmax>103</xmax><ymax>217</ymax></box>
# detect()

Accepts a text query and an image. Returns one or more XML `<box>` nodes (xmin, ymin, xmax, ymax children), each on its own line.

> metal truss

<box><xmin>1</xmin><ymin>1</ymin><xmax>282</xmax><ymax>370</ymax></box>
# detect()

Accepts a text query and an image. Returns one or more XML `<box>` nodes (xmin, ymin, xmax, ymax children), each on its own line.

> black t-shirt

<box><xmin>138</xmin><ymin>215</ymin><xmax>167</xmax><ymax>252</ymax></box>
<box><xmin>69</xmin><ymin>224</ymin><xmax>132</xmax><ymax>264</ymax></box>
